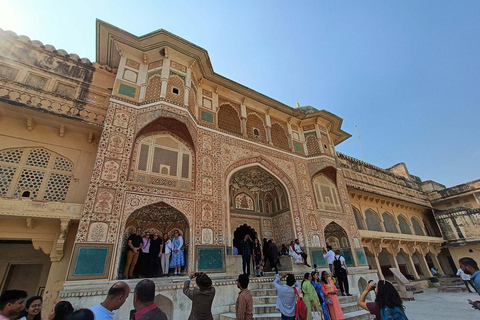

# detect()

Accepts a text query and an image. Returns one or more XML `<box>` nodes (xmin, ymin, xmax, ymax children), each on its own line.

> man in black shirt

<box><xmin>123</xmin><ymin>227</ymin><xmax>143</xmax><ymax>279</ymax></box>
<box><xmin>149</xmin><ymin>232</ymin><xmax>162</xmax><ymax>277</ymax></box>
<box><xmin>240</xmin><ymin>234</ymin><xmax>253</xmax><ymax>276</ymax></box>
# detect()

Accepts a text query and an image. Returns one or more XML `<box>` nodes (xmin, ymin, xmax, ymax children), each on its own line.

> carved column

<box><xmin>417</xmin><ymin>244</ymin><xmax>433</xmax><ymax>277</ymax></box>
<box><xmin>387</xmin><ymin>241</ymin><xmax>401</xmax><ymax>271</ymax></box>
<box><xmin>371</xmin><ymin>240</ymin><xmax>384</xmax><ymax>280</ymax></box>
<box><xmin>265</xmin><ymin>112</ymin><xmax>272</xmax><ymax>145</ymax></box>
<box><xmin>405</xmin><ymin>245</ymin><xmax>420</xmax><ymax>279</ymax></box>
<box><xmin>160</xmin><ymin>59</ymin><xmax>170</xmax><ymax>98</ymax></box>
<box><xmin>429</xmin><ymin>245</ymin><xmax>444</xmax><ymax>275</ymax></box>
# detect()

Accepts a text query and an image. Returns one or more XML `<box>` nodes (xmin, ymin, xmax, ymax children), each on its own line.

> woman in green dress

<box><xmin>302</xmin><ymin>272</ymin><xmax>322</xmax><ymax>320</ymax></box>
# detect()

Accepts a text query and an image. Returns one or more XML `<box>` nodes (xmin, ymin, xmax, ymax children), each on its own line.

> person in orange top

<box><xmin>320</xmin><ymin>271</ymin><xmax>344</xmax><ymax>320</ymax></box>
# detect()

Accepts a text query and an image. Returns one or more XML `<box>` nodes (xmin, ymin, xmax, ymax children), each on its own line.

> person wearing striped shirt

<box><xmin>236</xmin><ymin>274</ymin><xmax>253</xmax><ymax>320</ymax></box>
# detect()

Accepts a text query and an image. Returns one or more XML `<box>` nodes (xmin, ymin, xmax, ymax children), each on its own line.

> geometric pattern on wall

<box><xmin>0</xmin><ymin>147</ymin><xmax>74</xmax><ymax>201</ymax></box>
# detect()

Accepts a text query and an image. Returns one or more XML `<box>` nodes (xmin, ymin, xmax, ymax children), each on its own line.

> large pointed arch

<box><xmin>224</xmin><ymin>156</ymin><xmax>304</xmax><ymax>246</ymax></box>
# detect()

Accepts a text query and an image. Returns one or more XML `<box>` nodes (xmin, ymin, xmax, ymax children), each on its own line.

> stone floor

<box><xmin>403</xmin><ymin>287</ymin><xmax>479</xmax><ymax>319</ymax></box>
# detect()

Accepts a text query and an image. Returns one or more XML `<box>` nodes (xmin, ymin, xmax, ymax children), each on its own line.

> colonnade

<box><xmin>362</xmin><ymin>238</ymin><xmax>443</xmax><ymax>280</ymax></box>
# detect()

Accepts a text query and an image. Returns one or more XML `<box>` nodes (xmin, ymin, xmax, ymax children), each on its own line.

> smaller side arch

<box><xmin>365</xmin><ymin>209</ymin><xmax>383</xmax><ymax>232</ymax></box>
<box><xmin>397</xmin><ymin>215</ymin><xmax>412</xmax><ymax>234</ymax></box>
<box><xmin>411</xmin><ymin>217</ymin><xmax>425</xmax><ymax>236</ymax></box>
<box><xmin>382</xmin><ymin>212</ymin><xmax>399</xmax><ymax>233</ymax></box>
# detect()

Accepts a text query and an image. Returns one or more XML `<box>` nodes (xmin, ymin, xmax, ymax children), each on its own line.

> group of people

<box><xmin>123</xmin><ymin>227</ymin><xmax>185</xmax><ymax>279</ymax></box>
<box><xmin>238</xmin><ymin>235</ymin><xmax>311</xmax><ymax>277</ymax></box>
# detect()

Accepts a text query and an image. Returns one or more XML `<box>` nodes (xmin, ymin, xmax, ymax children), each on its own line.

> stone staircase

<box><xmin>437</xmin><ymin>276</ymin><xmax>469</xmax><ymax>293</ymax></box>
<box><xmin>220</xmin><ymin>281</ymin><xmax>374</xmax><ymax>320</ymax></box>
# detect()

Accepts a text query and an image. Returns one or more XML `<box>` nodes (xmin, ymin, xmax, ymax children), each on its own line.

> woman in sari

<box><xmin>312</xmin><ymin>271</ymin><xmax>331</xmax><ymax>320</ymax></box>
<box><xmin>302</xmin><ymin>272</ymin><xmax>322</xmax><ymax>320</ymax></box>
<box><xmin>321</xmin><ymin>271</ymin><xmax>344</xmax><ymax>320</ymax></box>
<box><xmin>169</xmin><ymin>230</ymin><xmax>184</xmax><ymax>275</ymax></box>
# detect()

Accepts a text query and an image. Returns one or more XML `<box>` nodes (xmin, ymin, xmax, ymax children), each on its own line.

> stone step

<box><xmin>252</xmin><ymin>295</ymin><xmax>278</xmax><ymax>304</ymax></box>
<box><xmin>341</xmin><ymin>301</ymin><xmax>364</xmax><ymax>313</ymax></box>
<box><xmin>220</xmin><ymin>309</ymin><xmax>374</xmax><ymax>320</ymax></box>
<box><xmin>438</xmin><ymin>277</ymin><xmax>464</xmax><ymax>286</ymax></box>
<box><xmin>437</xmin><ymin>285</ymin><xmax>469</xmax><ymax>293</ymax></box>
<box><xmin>228</xmin><ymin>300</ymin><xmax>364</xmax><ymax>314</ymax></box>
<box><xmin>251</xmin><ymin>288</ymin><xmax>277</xmax><ymax>296</ymax></box>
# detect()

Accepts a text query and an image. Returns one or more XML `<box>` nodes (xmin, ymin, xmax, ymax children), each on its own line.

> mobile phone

<box><xmin>468</xmin><ymin>299</ymin><xmax>473</xmax><ymax>304</ymax></box>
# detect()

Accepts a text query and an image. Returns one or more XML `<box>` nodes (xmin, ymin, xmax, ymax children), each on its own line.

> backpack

<box><xmin>293</xmin><ymin>287</ymin><xmax>308</xmax><ymax>320</ymax></box>
<box><xmin>333</xmin><ymin>256</ymin><xmax>344</xmax><ymax>275</ymax></box>
<box><xmin>380</xmin><ymin>306</ymin><xmax>409</xmax><ymax>320</ymax></box>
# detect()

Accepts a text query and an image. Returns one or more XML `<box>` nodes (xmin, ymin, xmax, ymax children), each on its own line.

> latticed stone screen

<box><xmin>0</xmin><ymin>148</ymin><xmax>73</xmax><ymax>202</ymax></box>
<box><xmin>133</xmin><ymin>134</ymin><xmax>193</xmax><ymax>190</ymax></box>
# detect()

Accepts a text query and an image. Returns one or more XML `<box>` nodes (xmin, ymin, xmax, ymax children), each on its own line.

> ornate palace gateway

<box><xmin>0</xmin><ymin>20</ymin><xmax>478</xmax><ymax>318</ymax></box>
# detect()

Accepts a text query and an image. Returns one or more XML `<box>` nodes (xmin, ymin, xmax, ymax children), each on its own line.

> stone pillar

<box><xmin>160</xmin><ymin>59</ymin><xmax>170</xmax><ymax>98</ymax></box>
<box><xmin>417</xmin><ymin>253</ymin><xmax>433</xmax><ymax>278</ymax></box>
<box><xmin>373</xmin><ymin>253</ymin><xmax>384</xmax><ymax>280</ymax></box>
<box><xmin>429</xmin><ymin>245</ymin><xmax>444</xmax><ymax>275</ymax></box>
<box><xmin>265</xmin><ymin>113</ymin><xmax>272</xmax><ymax>145</ymax></box>
<box><xmin>184</xmin><ymin>67</ymin><xmax>191</xmax><ymax>106</ymax></box>
<box><xmin>240</xmin><ymin>103</ymin><xmax>247</xmax><ymax>137</ymax></box>
<box><xmin>404</xmin><ymin>246</ymin><xmax>420</xmax><ymax>280</ymax></box>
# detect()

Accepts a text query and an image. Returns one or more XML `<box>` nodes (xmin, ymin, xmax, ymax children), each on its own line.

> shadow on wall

<box><xmin>155</xmin><ymin>294</ymin><xmax>173</xmax><ymax>320</ymax></box>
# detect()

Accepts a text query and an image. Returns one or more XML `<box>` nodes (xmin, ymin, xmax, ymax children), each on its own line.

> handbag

<box><xmin>325</xmin><ymin>297</ymin><xmax>333</xmax><ymax>305</ymax></box>
<box><xmin>312</xmin><ymin>311</ymin><xmax>324</xmax><ymax>320</ymax></box>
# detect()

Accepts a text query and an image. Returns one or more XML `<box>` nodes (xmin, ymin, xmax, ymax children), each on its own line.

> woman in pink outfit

<box><xmin>321</xmin><ymin>271</ymin><xmax>344</xmax><ymax>320</ymax></box>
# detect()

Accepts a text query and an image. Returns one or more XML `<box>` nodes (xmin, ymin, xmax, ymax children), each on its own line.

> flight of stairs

<box><xmin>437</xmin><ymin>276</ymin><xmax>469</xmax><ymax>293</ymax></box>
<box><xmin>220</xmin><ymin>281</ymin><xmax>374</xmax><ymax>320</ymax></box>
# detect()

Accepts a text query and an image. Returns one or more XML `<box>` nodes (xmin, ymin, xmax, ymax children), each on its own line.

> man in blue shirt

<box><xmin>273</xmin><ymin>273</ymin><xmax>300</xmax><ymax>320</ymax></box>
<box><xmin>90</xmin><ymin>281</ymin><xmax>130</xmax><ymax>320</ymax></box>
<box><xmin>459</xmin><ymin>257</ymin><xmax>480</xmax><ymax>311</ymax></box>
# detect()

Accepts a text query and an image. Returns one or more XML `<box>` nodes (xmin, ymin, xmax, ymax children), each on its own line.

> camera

<box><xmin>368</xmin><ymin>280</ymin><xmax>376</xmax><ymax>290</ymax></box>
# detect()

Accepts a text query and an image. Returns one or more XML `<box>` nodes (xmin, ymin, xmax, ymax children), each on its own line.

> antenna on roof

<box><xmin>355</xmin><ymin>125</ymin><xmax>366</xmax><ymax>162</ymax></box>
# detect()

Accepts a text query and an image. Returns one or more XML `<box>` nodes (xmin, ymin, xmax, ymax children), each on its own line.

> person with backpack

<box><xmin>273</xmin><ymin>273</ymin><xmax>300</xmax><ymax>320</ymax></box>
<box><xmin>332</xmin><ymin>250</ymin><xmax>351</xmax><ymax>296</ymax></box>
<box><xmin>357</xmin><ymin>280</ymin><xmax>408</xmax><ymax>320</ymax></box>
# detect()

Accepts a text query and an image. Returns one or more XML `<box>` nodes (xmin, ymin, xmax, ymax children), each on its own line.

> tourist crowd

<box><xmin>2</xmin><ymin>254</ymin><xmax>479</xmax><ymax>320</ymax></box>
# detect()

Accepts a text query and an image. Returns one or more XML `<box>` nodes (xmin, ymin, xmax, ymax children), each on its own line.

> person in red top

<box><xmin>131</xmin><ymin>279</ymin><xmax>168</xmax><ymax>320</ymax></box>
<box><xmin>236</xmin><ymin>274</ymin><xmax>253</xmax><ymax>320</ymax></box>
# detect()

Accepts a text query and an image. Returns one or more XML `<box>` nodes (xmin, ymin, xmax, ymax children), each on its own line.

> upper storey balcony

<box><xmin>96</xmin><ymin>20</ymin><xmax>351</xmax><ymax>158</ymax></box>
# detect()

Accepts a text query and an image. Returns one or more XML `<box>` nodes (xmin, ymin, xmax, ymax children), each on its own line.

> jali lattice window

<box><xmin>133</xmin><ymin>133</ymin><xmax>193</xmax><ymax>189</ymax></box>
<box><xmin>0</xmin><ymin>147</ymin><xmax>73</xmax><ymax>201</ymax></box>
<box><xmin>312</xmin><ymin>174</ymin><xmax>341</xmax><ymax>212</ymax></box>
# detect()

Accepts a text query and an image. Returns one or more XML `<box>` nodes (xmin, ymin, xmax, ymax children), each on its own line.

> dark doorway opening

<box><xmin>233</xmin><ymin>224</ymin><xmax>257</xmax><ymax>252</ymax></box>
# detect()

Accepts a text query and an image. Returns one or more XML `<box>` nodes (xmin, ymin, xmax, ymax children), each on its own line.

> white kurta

<box><xmin>289</xmin><ymin>245</ymin><xmax>303</xmax><ymax>264</ymax></box>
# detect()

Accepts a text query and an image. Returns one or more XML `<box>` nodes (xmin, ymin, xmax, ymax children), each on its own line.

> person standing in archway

<box><xmin>170</xmin><ymin>230</ymin><xmax>184</xmax><ymax>276</ymax></box>
<box><xmin>123</xmin><ymin>227</ymin><xmax>143</xmax><ymax>279</ymax></box>
<box><xmin>160</xmin><ymin>233</ymin><xmax>172</xmax><ymax>277</ymax></box>
<box><xmin>332</xmin><ymin>250</ymin><xmax>351</xmax><ymax>296</ymax></box>
<box><xmin>240</xmin><ymin>234</ymin><xmax>253</xmax><ymax>276</ymax></box>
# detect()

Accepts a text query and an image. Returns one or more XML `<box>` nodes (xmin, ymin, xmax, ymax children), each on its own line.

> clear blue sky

<box><xmin>2</xmin><ymin>0</ymin><xmax>479</xmax><ymax>187</ymax></box>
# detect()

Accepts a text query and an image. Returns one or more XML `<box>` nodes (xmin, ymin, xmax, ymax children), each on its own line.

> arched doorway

<box><xmin>228</xmin><ymin>165</ymin><xmax>294</xmax><ymax>251</ymax></box>
<box><xmin>233</xmin><ymin>224</ymin><xmax>257</xmax><ymax>253</ymax></box>
<box><xmin>324</xmin><ymin>222</ymin><xmax>353</xmax><ymax>266</ymax></box>
<box><xmin>120</xmin><ymin>202</ymin><xmax>189</xmax><ymax>278</ymax></box>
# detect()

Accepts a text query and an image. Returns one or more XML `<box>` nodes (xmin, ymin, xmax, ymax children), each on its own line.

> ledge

<box><xmin>0</xmin><ymin>198</ymin><xmax>83</xmax><ymax>220</ymax></box>
<box><xmin>359</xmin><ymin>230</ymin><xmax>443</xmax><ymax>243</ymax></box>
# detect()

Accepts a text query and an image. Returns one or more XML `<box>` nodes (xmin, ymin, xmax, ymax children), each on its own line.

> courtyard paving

<box><xmin>403</xmin><ymin>287</ymin><xmax>479</xmax><ymax>319</ymax></box>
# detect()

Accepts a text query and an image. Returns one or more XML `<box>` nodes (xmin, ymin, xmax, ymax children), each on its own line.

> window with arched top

<box><xmin>382</xmin><ymin>212</ymin><xmax>399</xmax><ymax>233</ymax></box>
<box><xmin>132</xmin><ymin>133</ymin><xmax>193</xmax><ymax>189</ymax></box>
<box><xmin>352</xmin><ymin>206</ymin><xmax>365</xmax><ymax>230</ymax></box>
<box><xmin>398</xmin><ymin>215</ymin><xmax>412</xmax><ymax>234</ymax></box>
<box><xmin>365</xmin><ymin>209</ymin><xmax>383</xmax><ymax>232</ymax></box>
<box><xmin>312</xmin><ymin>174</ymin><xmax>341</xmax><ymax>212</ymax></box>
<box><xmin>0</xmin><ymin>147</ymin><xmax>73</xmax><ymax>201</ymax></box>
<box><xmin>411</xmin><ymin>217</ymin><xmax>425</xmax><ymax>236</ymax></box>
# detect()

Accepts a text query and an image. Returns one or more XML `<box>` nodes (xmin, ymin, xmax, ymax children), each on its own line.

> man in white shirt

<box><xmin>90</xmin><ymin>281</ymin><xmax>130</xmax><ymax>320</ymax></box>
<box><xmin>273</xmin><ymin>273</ymin><xmax>300</xmax><ymax>319</ymax></box>
<box><xmin>294</xmin><ymin>239</ymin><xmax>311</xmax><ymax>267</ymax></box>
<box><xmin>457</xmin><ymin>268</ymin><xmax>475</xmax><ymax>293</ymax></box>
<box><xmin>323</xmin><ymin>245</ymin><xmax>335</xmax><ymax>273</ymax></box>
